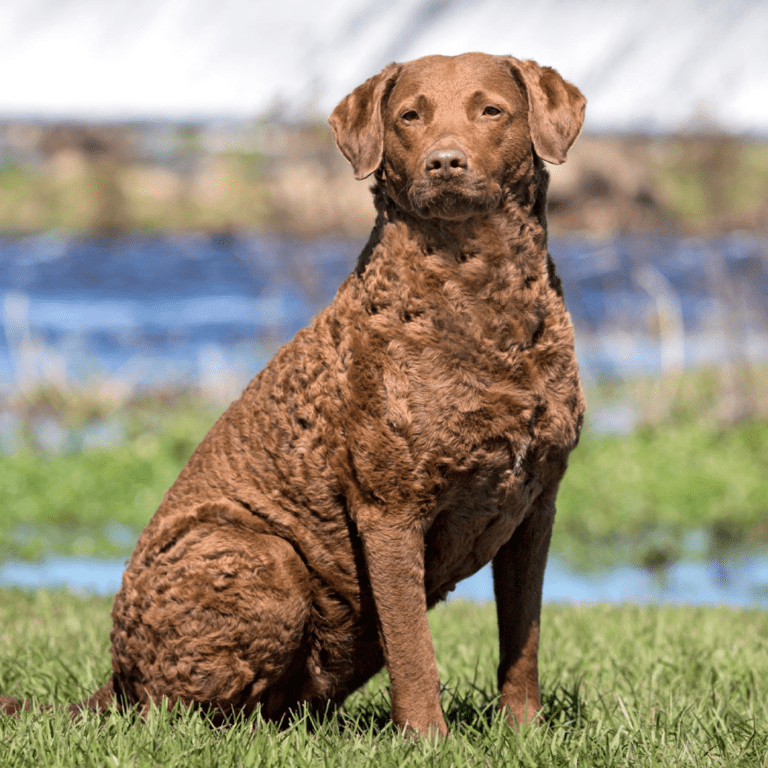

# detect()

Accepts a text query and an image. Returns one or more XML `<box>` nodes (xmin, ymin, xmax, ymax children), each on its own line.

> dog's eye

<box><xmin>400</xmin><ymin>110</ymin><xmax>419</xmax><ymax>122</ymax></box>
<box><xmin>482</xmin><ymin>106</ymin><xmax>502</xmax><ymax>117</ymax></box>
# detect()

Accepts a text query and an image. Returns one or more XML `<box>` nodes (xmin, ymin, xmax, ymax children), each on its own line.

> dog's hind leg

<box><xmin>110</xmin><ymin>519</ymin><xmax>315</xmax><ymax>722</ymax></box>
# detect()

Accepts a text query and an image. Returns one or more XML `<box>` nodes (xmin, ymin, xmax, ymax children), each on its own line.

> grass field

<box><xmin>1</xmin><ymin>590</ymin><xmax>767</xmax><ymax>766</ymax></box>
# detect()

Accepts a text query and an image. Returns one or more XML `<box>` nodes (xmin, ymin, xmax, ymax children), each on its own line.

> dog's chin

<box><xmin>408</xmin><ymin>179</ymin><xmax>501</xmax><ymax>220</ymax></box>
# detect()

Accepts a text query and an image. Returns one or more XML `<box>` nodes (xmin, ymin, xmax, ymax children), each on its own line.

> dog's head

<box><xmin>329</xmin><ymin>53</ymin><xmax>585</xmax><ymax>220</ymax></box>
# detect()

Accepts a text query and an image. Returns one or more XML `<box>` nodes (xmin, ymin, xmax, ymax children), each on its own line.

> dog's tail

<box><xmin>1</xmin><ymin>676</ymin><xmax>118</xmax><ymax>718</ymax></box>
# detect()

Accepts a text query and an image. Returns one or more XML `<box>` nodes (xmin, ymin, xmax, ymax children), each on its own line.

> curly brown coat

<box><xmin>2</xmin><ymin>52</ymin><xmax>586</xmax><ymax>736</ymax></box>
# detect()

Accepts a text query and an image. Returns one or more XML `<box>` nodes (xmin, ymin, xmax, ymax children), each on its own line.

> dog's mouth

<box><xmin>407</xmin><ymin>176</ymin><xmax>501</xmax><ymax>220</ymax></box>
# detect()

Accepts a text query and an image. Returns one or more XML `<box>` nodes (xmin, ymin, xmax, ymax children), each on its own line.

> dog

<box><xmin>1</xmin><ymin>52</ymin><xmax>585</xmax><ymax>736</ymax></box>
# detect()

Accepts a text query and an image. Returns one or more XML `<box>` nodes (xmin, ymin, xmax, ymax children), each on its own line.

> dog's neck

<box><xmin>356</xmin><ymin>157</ymin><xmax>554</xmax><ymax>287</ymax></box>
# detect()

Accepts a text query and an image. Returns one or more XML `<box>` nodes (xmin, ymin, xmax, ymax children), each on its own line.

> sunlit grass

<box><xmin>1</xmin><ymin>591</ymin><xmax>767</xmax><ymax>766</ymax></box>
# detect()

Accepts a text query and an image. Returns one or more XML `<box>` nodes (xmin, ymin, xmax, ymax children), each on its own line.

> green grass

<box><xmin>1</xmin><ymin>591</ymin><xmax>767</xmax><ymax>766</ymax></box>
<box><xmin>555</xmin><ymin>419</ymin><xmax>768</xmax><ymax>568</ymax></box>
<box><xmin>0</xmin><ymin>400</ymin><xmax>217</xmax><ymax>561</ymax></box>
<box><xmin>1</xmin><ymin>396</ymin><xmax>766</xmax><ymax>568</ymax></box>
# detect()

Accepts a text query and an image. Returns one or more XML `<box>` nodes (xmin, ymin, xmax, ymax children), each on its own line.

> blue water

<box><xmin>2</xmin><ymin>231</ymin><xmax>767</xmax><ymax>392</ymax></box>
<box><xmin>2</xmin><ymin>554</ymin><xmax>767</xmax><ymax>608</ymax></box>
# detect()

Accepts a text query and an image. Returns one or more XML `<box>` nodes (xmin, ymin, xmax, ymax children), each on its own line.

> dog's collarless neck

<box><xmin>355</xmin><ymin>178</ymin><xmax>549</xmax><ymax>278</ymax></box>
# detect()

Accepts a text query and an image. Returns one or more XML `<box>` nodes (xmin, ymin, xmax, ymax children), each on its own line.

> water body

<box><xmin>1</xmin><ymin>231</ymin><xmax>766</xmax><ymax>394</ymax></box>
<box><xmin>2</xmin><ymin>555</ymin><xmax>767</xmax><ymax>608</ymax></box>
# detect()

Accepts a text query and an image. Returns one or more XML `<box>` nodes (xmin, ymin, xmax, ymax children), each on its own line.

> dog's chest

<box><xmin>352</xmin><ymin>239</ymin><xmax>583</xmax><ymax>464</ymax></box>
<box><xmin>422</xmin><ymin>440</ymin><xmax>543</xmax><ymax>597</ymax></box>
<box><xmin>344</xmin><ymin>231</ymin><xmax>583</xmax><ymax>592</ymax></box>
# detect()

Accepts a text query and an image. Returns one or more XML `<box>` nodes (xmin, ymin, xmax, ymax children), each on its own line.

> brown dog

<box><xmin>1</xmin><ymin>52</ymin><xmax>585</xmax><ymax>736</ymax></box>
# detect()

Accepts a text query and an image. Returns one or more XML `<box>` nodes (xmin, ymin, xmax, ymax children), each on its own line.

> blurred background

<box><xmin>1</xmin><ymin>0</ymin><xmax>767</xmax><ymax>603</ymax></box>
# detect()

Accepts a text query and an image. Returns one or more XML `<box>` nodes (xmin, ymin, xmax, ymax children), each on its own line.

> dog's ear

<box><xmin>329</xmin><ymin>63</ymin><xmax>402</xmax><ymax>180</ymax></box>
<box><xmin>507</xmin><ymin>58</ymin><xmax>586</xmax><ymax>165</ymax></box>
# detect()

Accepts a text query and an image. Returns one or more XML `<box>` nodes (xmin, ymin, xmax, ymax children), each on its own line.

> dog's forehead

<box><xmin>388</xmin><ymin>53</ymin><xmax>524</xmax><ymax>107</ymax></box>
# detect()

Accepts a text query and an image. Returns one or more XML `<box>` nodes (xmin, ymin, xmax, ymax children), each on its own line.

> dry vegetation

<box><xmin>1</xmin><ymin>121</ymin><xmax>767</xmax><ymax>236</ymax></box>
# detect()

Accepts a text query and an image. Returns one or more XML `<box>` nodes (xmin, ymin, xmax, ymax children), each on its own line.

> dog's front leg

<box><xmin>356</xmin><ymin>513</ymin><xmax>448</xmax><ymax>737</ymax></box>
<box><xmin>492</xmin><ymin>501</ymin><xmax>555</xmax><ymax>727</ymax></box>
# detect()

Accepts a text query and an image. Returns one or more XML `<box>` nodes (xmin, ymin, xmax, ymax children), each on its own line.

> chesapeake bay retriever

<box><xmin>1</xmin><ymin>52</ymin><xmax>585</xmax><ymax>736</ymax></box>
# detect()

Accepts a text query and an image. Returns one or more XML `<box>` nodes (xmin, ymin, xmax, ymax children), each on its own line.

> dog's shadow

<box><xmin>330</xmin><ymin>680</ymin><xmax>588</xmax><ymax>736</ymax></box>
<box><xmin>96</xmin><ymin>680</ymin><xmax>587</xmax><ymax>741</ymax></box>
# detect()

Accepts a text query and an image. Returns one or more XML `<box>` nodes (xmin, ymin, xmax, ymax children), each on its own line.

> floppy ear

<box><xmin>329</xmin><ymin>62</ymin><xmax>401</xmax><ymax>180</ymax></box>
<box><xmin>507</xmin><ymin>58</ymin><xmax>586</xmax><ymax>165</ymax></box>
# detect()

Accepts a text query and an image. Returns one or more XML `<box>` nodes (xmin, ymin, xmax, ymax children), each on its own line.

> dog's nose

<box><xmin>425</xmin><ymin>148</ymin><xmax>468</xmax><ymax>179</ymax></box>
